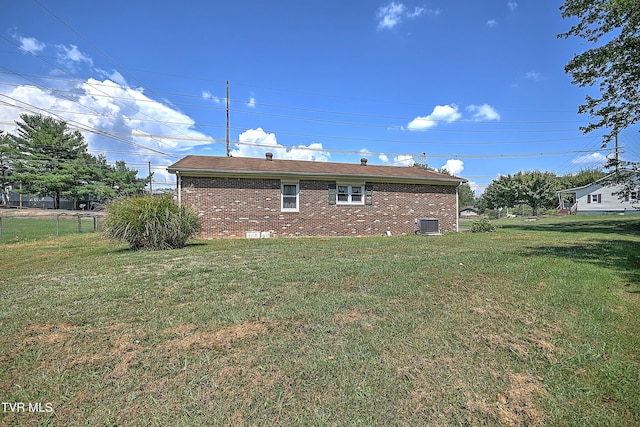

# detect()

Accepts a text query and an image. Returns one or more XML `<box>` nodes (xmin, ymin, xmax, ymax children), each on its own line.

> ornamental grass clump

<box><xmin>103</xmin><ymin>195</ymin><xmax>200</xmax><ymax>250</ymax></box>
<box><xmin>471</xmin><ymin>218</ymin><xmax>496</xmax><ymax>233</ymax></box>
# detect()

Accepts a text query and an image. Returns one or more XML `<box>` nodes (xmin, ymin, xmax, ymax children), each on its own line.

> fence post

<box><xmin>0</xmin><ymin>217</ymin><xmax>2</xmax><ymax>240</ymax></box>
<box><xmin>77</xmin><ymin>215</ymin><xmax>82</xmax><ymax>233</ymax></box>
<box><xmin>56</xmin><ymin>215</ymin><xmax>60</xmax><ymax>236</ymax></box>
<box><xmin>93</xmin><ymin>216</ymin><xmax>97</xmax><ymax>232</ymax></box>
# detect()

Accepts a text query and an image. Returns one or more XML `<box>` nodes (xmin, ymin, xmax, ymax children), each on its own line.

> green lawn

<box><xmin>0</xmin><ymin>216</ymin><xmax>101</xmax><ymax>244</ymax></box>
<box><xmin>1</xmin><ymin>215</ymin><xmax>638</xmax><ymax>426</ymax></box>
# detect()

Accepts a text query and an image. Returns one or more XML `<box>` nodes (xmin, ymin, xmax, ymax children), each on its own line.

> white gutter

<box><xmin>176</xmin><ymin>171</ymin><xmax>182</xmax><ymax>207</ymax></box>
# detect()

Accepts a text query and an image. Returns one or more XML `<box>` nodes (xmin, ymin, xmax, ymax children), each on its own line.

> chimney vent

<box><xmin>360</xmin><ymin>158</ymin><xmax>368</xmax><ymax>166</ymax></box>
<box><xmin>265</xmin><ymin>152</ymin><xmax>273</xmax><ymax>161</ymax></box>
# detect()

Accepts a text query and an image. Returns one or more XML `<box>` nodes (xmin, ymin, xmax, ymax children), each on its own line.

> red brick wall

<box><xmin>180</xmin><ymin>177</ymin><xmax>459</xmax><ymax>238</ymax></box>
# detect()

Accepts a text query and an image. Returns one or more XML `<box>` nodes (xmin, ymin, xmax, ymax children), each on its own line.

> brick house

<box><xmin>167</xmin><ymin>153</ymin><xmax>467</xmax><ymax>238</ymax></box>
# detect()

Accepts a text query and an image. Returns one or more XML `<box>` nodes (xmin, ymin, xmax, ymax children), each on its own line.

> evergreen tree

<box><xmin>10</xmin><ymin>114</ymin><xmax>88</xmax><ymax>209</ymax></box>
<box><xmin>0</xmin><ymin>131</ymin><xmax>16</xmax><ymax>207</ymax></box>
<box><xmin>458</xmin><ymin>183</ymin><xmax>476</xmax><ymax>208</ymax></box>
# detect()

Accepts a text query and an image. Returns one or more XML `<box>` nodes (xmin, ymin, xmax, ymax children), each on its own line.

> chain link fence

<box><xmin>0</xmin><ymin>210</ymin><xmax>104</xmax><ymax>242</ymax></box>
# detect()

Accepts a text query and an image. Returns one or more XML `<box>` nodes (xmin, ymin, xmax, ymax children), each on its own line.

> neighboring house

<box><xmin>557</xmin><ymin>173</ymin><xmax>640</xmax><ymax>215</ymax></box>
<box><xmin>167</xmin><ymin>153</ymin><xmax>467</xmax><ymax>238</ymax></box>
<box><xmin>459</xmin><ymin>206</ymin><xmax>479</xmax><ymax>217</ymax></box>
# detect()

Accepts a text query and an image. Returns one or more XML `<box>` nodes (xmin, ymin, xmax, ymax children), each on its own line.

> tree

<box><xmin>558</xmin><ymin>0</ymin><xmax>640</xmax><ymax>146</ymax></box>
<box><xmin>66</xmin><ymin>154</ymin><xmax>147</xmax><ymax>208</ymax></box>
<box><xmin>481</xmin><ymin>175</ymin><xmax>518</xmax><ymax>216</ymax></box>
<box><xmin>482</xmin><ymin>171</ymin><xmax>558</xmax><ymax>216</ymax></box>
<box><xmin>512</xmin><ymin>170</ymin><xmax>558</xmax><ymax>216</ymax></box>
<box><xmin>458</xmin><ymin>183</ymin><xmax>476</xmax><ymax>208</ymax></box>
<box><xmin>10</xmin><ymin>114</ymin><xmax>88</xmax><ymax>209</ymax></box>
<box><xmin>0</xmin><ymin>131</ymin><xmax>15</xmax><ymax>207</ymax></box>
<box><xmin>559</xmin><ymin>168</ymin><xmax>607</xmax><ymax>189</ymax></box>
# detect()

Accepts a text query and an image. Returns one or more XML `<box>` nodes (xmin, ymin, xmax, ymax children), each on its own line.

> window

<box><xmin>337</xmin><ymin>184</ymin><xmax>364</xmax><ymax>205</ymax></box>
<box><xmin>281</xmin><ymin>182</ymin><xmax>299</xmax><ymax>212</ymax></box>
<box><xmin>588</xmin><ymin>194</ymin><xmax>601</xmax><ymax>204</ymax></box>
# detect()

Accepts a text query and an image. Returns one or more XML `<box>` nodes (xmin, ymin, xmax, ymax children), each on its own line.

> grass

<box><xmin>0</xmin><ymin>215</ymin><xmax>638</xmax><ymax>426</ymax></box>
<box><xmin>0</xmin><ymin>216</ymin><xmax>101</xmax><ymax>244</ymax></box>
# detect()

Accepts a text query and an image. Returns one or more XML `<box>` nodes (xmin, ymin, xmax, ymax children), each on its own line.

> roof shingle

<box><xmin>168</xmin><ymin>155</ymin><xmax>466</xmax><ymax>185</ymax></box>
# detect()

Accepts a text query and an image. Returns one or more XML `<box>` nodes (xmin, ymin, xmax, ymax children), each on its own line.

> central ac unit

<box><xmin>416</xmin><ymin>218</ymin><xmax>440</xmax><ymax>235</ymax></box>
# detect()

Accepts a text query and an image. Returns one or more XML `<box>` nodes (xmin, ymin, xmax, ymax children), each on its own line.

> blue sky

<box><xmin>1</xmin><ymin>0</ymin><xmax>637</xmax><ymax>193</ymax></box>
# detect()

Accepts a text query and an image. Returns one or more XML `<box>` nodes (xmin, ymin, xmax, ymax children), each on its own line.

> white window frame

<box><xmin>336</xmin><ymin>183</ymin><xmax>365</xmax><ymax>205</ymax></box>
<box><xmin>281</xmin><ymin>181</ymin><xmax>299</xmax><ymax>212</ymax></box>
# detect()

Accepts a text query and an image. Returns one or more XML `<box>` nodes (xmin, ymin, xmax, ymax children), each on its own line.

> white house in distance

<box><xmin>557</xmin><ymin>173</ymin><xmax>640</xmax><ymax>215</ymax></box>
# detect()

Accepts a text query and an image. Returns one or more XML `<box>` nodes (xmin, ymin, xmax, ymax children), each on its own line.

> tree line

<box><xmin>478</xmin><ymin>169</ymin><xmax>607</xmax><ymax>217</ymax></box>
<box><xmin>0</xmin><ymin>114</ymin><xmax>149</xmax><ymax>209</ymax></box>
<box><xmin>455</xmin><ymin>169</ymin><xmax>606</xmax><ymax>217</ymax></box>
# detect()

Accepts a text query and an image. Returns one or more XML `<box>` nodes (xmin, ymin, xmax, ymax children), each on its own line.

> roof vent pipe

<box><xmin>265</xmin><ymin>152</ymin><xmax>273</xmax><ymax>161</ymax></box>
<box><xmin>360</xmin><ymin>158</ymin><xmax>368</xmax><ymax>166</ymax></box>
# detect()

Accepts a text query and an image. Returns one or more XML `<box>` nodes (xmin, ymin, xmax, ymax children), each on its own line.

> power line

<box><xmin>0</xmin><ymin>95</ymin><xmax>178</xmax><ymax>158</ymax></box>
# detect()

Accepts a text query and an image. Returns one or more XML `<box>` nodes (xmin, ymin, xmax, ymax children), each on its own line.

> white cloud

<box><xmin>376</xmin><ymin>3</ymin><xmax>437</xmax><ymax>30</ymax></box>
<box><xmin>407</xmin><ymin>7</ymin><xmax>425</xmax><ymax>18</ymax></box>
<box><xmin>377</xmin><ymin>2</ymin><xmax>406</xmax><ymax>30</ymax></box>
<box><xmin>507</xmin><ymin>2</ymin><xmax>518</xmax><ymax>12</ymax></box>
<box><xmin>103</xmin><ymin>69</ymin><xmax>127</xmax><ymax>87</ymax></box>
<box><xmin>18</xmin><ymin>36</ymin><xmax>45</xmax><ymax>54</ymax></box>
<box><xmin>202</xmin><ymin>91</ymin><xmax>222</xmax><ymax>104</ymax></box>
<box><xmin>441</xmin><ymin>159</ymin><xmax>464</xmax><ymax>176</ymax></box>
<box><xmin>230</xmin><ymin>128</ymin><xmax>330</xmax><ymax>161</ymax></box>
<box><xmin>56</xmin><ymin>44</ymin><xmax>93</xmax><ymax>66</ymax></box>
<box><xmin>486</xmin><ymin>19</ymin><xmax>498</xmax><ymax>28</ymax></box>
<box><xmin>393</xmin><ymin>154</ymin><xmax>415</xmax><ymax>166</ymax></box>
<box><xmin>407</xmin><ymin>104</ymin><xmax>461</xmax><ymax>130</ymax></box>
<box><xmin>571</xmin><ymin>152</ymin><xmax>607</xmax><ymax>166</ymax></box>
<box><xmin>0</xmin><ymin>77</ymin><xmax>215</xmax><ymax>173</ymax></box>
<box><xmin>467</xmin><ymin>104</ymin><xmax>501</xmax><ymax>121</ymax></box>
<box><xmin>524</xmin><ymin>71</ymin><xmax>542</xmax><ymax>81</ymax></box>
<box><xmin>247</xmin><ymin>95</ymin><xmax>256</xmax><ymax>108</ymax></box>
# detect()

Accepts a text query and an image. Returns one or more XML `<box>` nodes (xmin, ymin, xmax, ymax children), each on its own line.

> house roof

<box><xmin>167</xmin><ymin>154</ymin><xmax>467</xmax><ymax>185</ymax></box>
<box><xmin>557</xmin><ymin>171</ymin><xmax>639</xmax><ymax>194</ymax></box>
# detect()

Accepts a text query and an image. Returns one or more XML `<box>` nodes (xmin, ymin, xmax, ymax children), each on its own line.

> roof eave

<box><xmin>168</xmin><ymin>167</ymin><xmax>465</xmax><ymax>185</ymax></box>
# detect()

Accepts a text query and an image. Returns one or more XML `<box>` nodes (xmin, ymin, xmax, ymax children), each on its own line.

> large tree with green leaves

<box><xmin>481</xmin><ymin>175</ymin><xmax>519</xmax><ymax>215</ymax></box>
<box><xmin>482</xmin><ymin>171</ymin><xmax>558</xmax><ymax>216</ymax></box>
<box><xmin>558</xmin><ymin>0</ymin><xmax>640</xmax><ymax>146</ymax></box>
<box><xmin>10</xmin><ymin>114</ymin><xmax>88</xmax><ymax>208</ymax></box>
<box><xmin>0</xmin><ymin>130</ymin><xmax>16</xmax><ymax>206</ymax></box>
<box><xmin>511</xmin><ymin>171</ymin><xmax>559</xmax><ymax>216</ymax></box>
<box><xmin>66</xmin><ymin>154</ymin><xmax>147</xmax><ymax>208</ymax></box>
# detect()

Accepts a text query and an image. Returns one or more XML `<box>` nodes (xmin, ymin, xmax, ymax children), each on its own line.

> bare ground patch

<box><xmin>465</xmin><ymin>373</ymin><xmax>548</xmax><ymax>426</ymax></box>
<box><xmin>333</xmin><ymin>309</ymin><xmax>378</xmax><ymax>330</ymax></box>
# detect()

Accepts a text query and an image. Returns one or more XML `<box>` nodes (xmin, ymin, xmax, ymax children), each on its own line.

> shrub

<box><xmin>471</xmin><ymin>218</ymin><xmax>496</xmax><ymax>233</ymax></box>
<box><xmin>103</xmin><ymin>195</ymin><xmax>200</xmax><ymax>250</ymax></box>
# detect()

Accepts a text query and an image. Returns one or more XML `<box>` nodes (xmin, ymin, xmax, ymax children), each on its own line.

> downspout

<box><xmin>176</xmin><ymin>171</ymin><xmax>182</xmax><ymax>207</ymax></box>
<box><xmin>455</xmin><ymin>183</ymin><xmax>460</xmax><ymax>232</ymax></box>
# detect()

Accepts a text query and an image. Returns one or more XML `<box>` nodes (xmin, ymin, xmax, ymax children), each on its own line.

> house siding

<box><xmin>575</xmin><ymin>183</ymin><xmax>640</xmax><ymax>214</ymax></box>
<box><xmin>181</xmin><ymin>176</ymin><xmax>459</xmax><ymax>238</ymax></box>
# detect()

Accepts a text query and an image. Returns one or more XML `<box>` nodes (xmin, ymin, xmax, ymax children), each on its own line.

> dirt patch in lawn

<box><xmin>466</xmin><ymin>373</ymin><xmax>548</xmax><ymax>426</ymax></box>
<box><xmin>160</xmin><ymin>318</ymin><xmax>277</xmax><ymax>352</ymax></box>
<box><xmin>334</xmin><ymin>309</ymin><xmax>378</xmax><ymax>330</ymax></box>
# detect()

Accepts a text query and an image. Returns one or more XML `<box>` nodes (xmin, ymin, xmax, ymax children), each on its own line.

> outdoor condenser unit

<box><xmin>416</xmin><ymin>218</ymin><xmax>440</xmax><ymax>235</ymax></box>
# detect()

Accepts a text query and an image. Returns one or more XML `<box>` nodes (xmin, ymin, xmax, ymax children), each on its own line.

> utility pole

<box><xmin>615</xmin><ymin>132</ymin><xmax>619</xmax><ymax>172</ymax></box>
<box><xmin>226</xmin><ymin>80</ymin><xmax>230</xmax><ymax>156</ymax></box>
<box><xmin>148</xmin><ymin>161</ymin><xmax>153</xmax><ymax>194</ymax></box>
